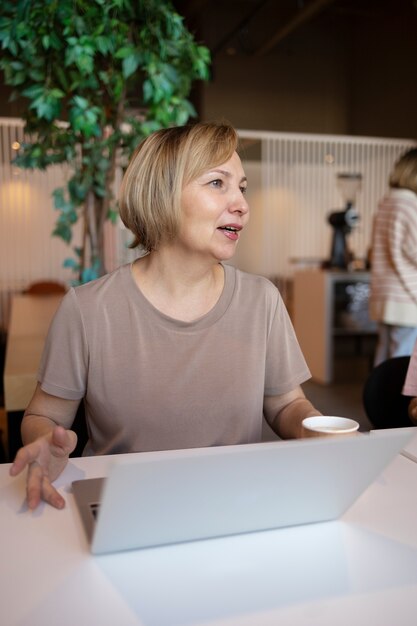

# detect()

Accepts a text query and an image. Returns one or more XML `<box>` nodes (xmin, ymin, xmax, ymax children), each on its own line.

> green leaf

<box><xmin>28</xmin><ymin>68</ymin><xmax>45</xmax><ymax>81</ymax></box>
<box><xmin>122</xmin><ymin>52</ymin><xmax>142</xmax><ymax>79</ymax></box>
<box><xmin>67</xmin><ymin>209</ymin><xmax>78</xmax><ymax>224</ymax></box>
<box><xmin>108</xmin><ymin>209</ymin><xmax>119</xmax><ymax>224</ymax></box>
<box><xmin>63</xmin><ymin>257</ymin><xmax>79</xmax><ymax>269</ymax></box>
<box><xmin>52</xmin><ymin>223</ymin><xmax>72</xmax><ymax>244</ymax></box>
<box><xmin>68</xmin><ymin>177</ymin><xmax>89</xmax><ymax>202</ymax></box>
<box><xmin>52</xmin><ymin>188</ymin><xmax>66</xmax><ymax>209</ymax></box>
<box><xmin>143</xmin><ymin>79</ymin><xmax>153</xmax><ymax>102</ymax></box>
<box><xmin>96</xmin><ymin>35</ymin><xmax>113</xmax><ymax>55</ymax></box>
<box><xmin>10</xmin><ymin>60</ymin><xmax>24</xmax><ymax>70</ymax></box>
<box><xmin>21</xmin><ymin>85</ymin><xmax>44</xmax><ymax>99</ymax></box>
<box><xmin>72</xmin><ymin>95</ymin><xmax>89</xmax><ymax>110</ymax></box>
<box><xmin>115</xmin><ymin>46</ymin><xmax>134</xmax><ymax>59</ymax></box>
<box><xmin>81</xmin><ymin>266</ymin><xmax>99</xmax><ymax>283</ymax></box>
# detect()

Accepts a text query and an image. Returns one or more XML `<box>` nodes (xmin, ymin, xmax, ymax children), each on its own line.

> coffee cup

<box><xmin>301</xmin><ymin>415</ymin><xmax>360</xmax><ymax>438</ymax></box>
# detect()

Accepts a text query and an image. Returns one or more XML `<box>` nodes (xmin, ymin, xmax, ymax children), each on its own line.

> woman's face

<box><xmin>177</xmin><ymin>151</ymin><xmax>249</xmax><ymax>263</ymax></box>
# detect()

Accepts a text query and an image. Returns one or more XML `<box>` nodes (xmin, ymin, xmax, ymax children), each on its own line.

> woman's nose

<box><xmin>230</xmin><ymin>190</ymin><xmax>249</xmax><ymax>215</ymax></box>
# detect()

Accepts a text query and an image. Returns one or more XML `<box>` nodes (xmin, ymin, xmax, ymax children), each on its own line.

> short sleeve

<box><xmin>37</xmin><ymin>289</ymin><xmax>88</xmax><ymax>400</ymax></box>
<box><xmin>264</xmin><ymin>290</ymin><xmax>311</xmax><ymax>395</ymax></box>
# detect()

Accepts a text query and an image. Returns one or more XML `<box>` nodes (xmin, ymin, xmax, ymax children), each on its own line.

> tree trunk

<box><xmin>85</xmin><ymin>189</ymin><xmax>105</xmax><ymax>277</ymax></box>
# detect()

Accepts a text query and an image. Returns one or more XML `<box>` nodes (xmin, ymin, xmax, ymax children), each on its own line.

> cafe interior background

<box><xmin>1</xmin><ymin>0</ymin><xmax>417</xmax><ymax>447</ymax></box>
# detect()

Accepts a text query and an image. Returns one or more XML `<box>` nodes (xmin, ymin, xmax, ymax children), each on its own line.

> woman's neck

<box><xmin>131</xmin><ymin>250</ymin><xmax>225</xmax><ymax>321</ymax></box>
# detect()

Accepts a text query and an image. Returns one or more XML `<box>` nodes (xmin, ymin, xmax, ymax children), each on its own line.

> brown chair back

<box><xmin>24</xmin><ymin>281</ymin><xmax>66</xmax><ymax>295</ymax></box>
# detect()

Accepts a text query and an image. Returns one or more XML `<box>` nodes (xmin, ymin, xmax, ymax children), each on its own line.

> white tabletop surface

<box><xmin>402</xmin><ymin>428</ymin><xmax>417</xmax><ymax>462</ymax></box>
<box><xmin>2</xmin><ymin>434</ymin><xmax>417</xmax><ymax>626</ymax></box>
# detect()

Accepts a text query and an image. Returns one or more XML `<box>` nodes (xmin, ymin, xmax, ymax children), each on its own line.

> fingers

<box><xmin>9</xmin><ymin>440</ymin><xmax>42</xmax><ymax>477</ymax></box>
<box><xmin>40</xmin><ymin>479</ymin><xmax>66</xmax><ymax>510</ymax></box>
<box><xmin>10</xmin><ymin>426</ymin><xmax>74</xmax><ymax>477</ymax></box>
<box><xmin>9</xmin><ymin>426</ymin><xmax>71</xmax><ymax>510</ymax></box>
<box><xmin>26</xmin><ymin>462</ymin><xmax>65</xmax><ymax>511</ymax></box>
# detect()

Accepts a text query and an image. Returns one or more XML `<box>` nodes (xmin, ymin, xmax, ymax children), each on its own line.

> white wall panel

<box><xmin>1</xmin><ymin>118</ymin><xmax>416</xmax><ymax>329</ymax></box>
<box><xmin>234</xmin><ymin>130</ymin><xmax>417</xmax><ymax>280</ymax></box>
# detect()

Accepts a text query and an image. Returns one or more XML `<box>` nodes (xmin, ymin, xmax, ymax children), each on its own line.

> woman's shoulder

<box><xmin>386</xmin><ymin>188</ymin><xmax>417</xmax><ymax>207</ymax></box>
<box><xmin>225</xmin><ymin>264</ymin><xmax>280</xmax><ymax>302</ymax></box>
<box><xmin>68</xmin><ymin>264</ymin><xmax>132</xmax><ymax>308</ymax></box>
<box><xmin>77</xmin><ymin>263</ymin><xmax>129</xmax><ymax>290</ymax></box>
<box><xmin>227</xmin><ymin>263</ymin><xmax>276</xmax><ymax>287</ymax></box>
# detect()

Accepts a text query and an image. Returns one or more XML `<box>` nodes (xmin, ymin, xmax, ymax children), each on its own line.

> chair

<box><xmin>0</xmin><ymin>428</ymin><xmax>6</xmax><ymax>463</ymax></box>
<box><xmin>24</xmin><ymin>281</ymin><xmax>66</xmax><ymax>295</ymax></box>
<box><xmin>363</xmin><ymin>356</ymin><xmax>414</xmax><ymax>429</ymax></box>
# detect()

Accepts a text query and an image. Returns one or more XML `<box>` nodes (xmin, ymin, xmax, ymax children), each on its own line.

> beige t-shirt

<box><xmin>38</xmin><ymin>263</ymin><xmax>310</xmax><ymax>455</ymax></box>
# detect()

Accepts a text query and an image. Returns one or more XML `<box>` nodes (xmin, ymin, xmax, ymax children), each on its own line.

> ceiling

<box><xmin>174</xmin><ymin>0</ymin><xmax>417</xmax><ymax>58</ymax></box>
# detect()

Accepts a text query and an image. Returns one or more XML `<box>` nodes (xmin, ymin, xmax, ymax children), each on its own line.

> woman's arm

<box><xmin>9</xmin><ymin>383</ymin><xmax>80</xmax><ymax>510</ymax></box>
<box><xmin>20</xmin><ymin>383</ymin><xmax>79</xmax><ymax>443</ymax></box>
<box><xmin>264</xmin><ymin>386</ymin><xmax>321</xmax><ymax>439</ymax></box>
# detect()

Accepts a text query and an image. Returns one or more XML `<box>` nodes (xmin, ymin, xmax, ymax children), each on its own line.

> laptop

<box><xmin>72</xmin><ymin>427</ymin><xmax>414</xmax><ymax>555</ymax></box>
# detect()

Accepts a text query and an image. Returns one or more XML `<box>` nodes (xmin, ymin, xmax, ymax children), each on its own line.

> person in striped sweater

<box><xmin>369</xmin><ymin>148</ymin><xmax>417</xmax><ymax>367</ymax></box>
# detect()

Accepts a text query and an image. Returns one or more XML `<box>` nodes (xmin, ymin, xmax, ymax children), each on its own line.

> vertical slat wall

<box><xmin>0</xmin><ymin>118</ymin><xmax>112</xmax><ymax>330</ymax></box>
<box><xmin>238</xmin><ymin>130</ymin><xmax>416</xmax><ymax>279</ymax></box>
<box><xmin>1</xmin><ymin>118</ymin><xmax>416</xmax><ymax>330</ymax></box>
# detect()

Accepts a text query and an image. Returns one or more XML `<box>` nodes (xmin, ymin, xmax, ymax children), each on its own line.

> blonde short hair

<box><xmin>389</xmin><ymin>148</ymin><xmax>417</xmax><ymax>195</ymax></box>
<box><xmin>119</xmin><ymin>121</ymin><xmax>239</xmax><ymax>251</ymax></box>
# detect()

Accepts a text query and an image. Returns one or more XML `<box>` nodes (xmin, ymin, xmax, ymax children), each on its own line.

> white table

<box><xmin>402</xmin><ymin>432</ymin><xmax>417</xmax><ymax>464</ymax></box>
<box><xmin>2</xmin><ymin>436</ymin><xmax>417</xmax><ymax>626</ymax></box>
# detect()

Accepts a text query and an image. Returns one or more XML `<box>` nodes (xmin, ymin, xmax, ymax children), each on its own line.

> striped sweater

<box><xmin>369</xmin><ymin>188</ymin><xmax>417</xmax><ymax>326</ymax></box>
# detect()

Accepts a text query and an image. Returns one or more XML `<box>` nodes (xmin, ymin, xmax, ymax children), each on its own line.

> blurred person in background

<box><xmin>369</xmin><ymin>148</ymin><xmax>417</xmax><ymax>366</ymax></box>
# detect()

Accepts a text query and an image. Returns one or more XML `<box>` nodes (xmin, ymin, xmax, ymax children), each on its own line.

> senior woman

<box><xmin>10</xmin><ymin>121</ymin><xmax>320</xmax><ymax>510</ymax></box>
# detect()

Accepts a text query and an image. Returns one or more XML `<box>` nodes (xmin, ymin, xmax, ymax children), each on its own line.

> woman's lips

<box><xmin>217</xmin><ymin>224</ymin><xmax>242</xmax><ymax>241</ymax></box>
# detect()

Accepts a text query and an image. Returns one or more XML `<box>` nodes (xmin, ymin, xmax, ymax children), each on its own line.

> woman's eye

<box><xmin>210</xmin><ymin>179</ymin><xmax>223</xmax><ymax>188</ymax></box>
<box><xmin>240</xmin><ymin>186</ymin><xmax>247</xmax><ymax>195</ymax></box>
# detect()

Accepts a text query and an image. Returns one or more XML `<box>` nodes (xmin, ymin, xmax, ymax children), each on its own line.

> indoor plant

<box><xmin>0</xmin><ymin>0</ymin><xmax>210</xmax><ymax>283</ymax></box>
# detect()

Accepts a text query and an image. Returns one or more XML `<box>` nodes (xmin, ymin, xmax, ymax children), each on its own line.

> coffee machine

<box><xmin>327</xmin><ymin>173</ymin><xmax>362</xmax><ymax>269</ymax></box>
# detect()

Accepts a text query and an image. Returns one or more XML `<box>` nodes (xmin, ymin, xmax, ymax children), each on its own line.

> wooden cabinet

<box><xmin>293</xmin><ymin>270</ymin><xmax>376</xmax><ymax>384</ymax></box>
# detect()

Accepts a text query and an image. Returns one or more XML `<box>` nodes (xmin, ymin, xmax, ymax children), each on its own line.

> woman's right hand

<box><xmin>9</xmin><ymin>426</ymin><xmax>77</xmax><ymax>510</ymax></box>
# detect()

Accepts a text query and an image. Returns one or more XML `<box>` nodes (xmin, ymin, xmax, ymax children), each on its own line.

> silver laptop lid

<box><xmin>72</xmin><ymin>428</ymin><xmax>414</xmax><ymax>555</ymax></box>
